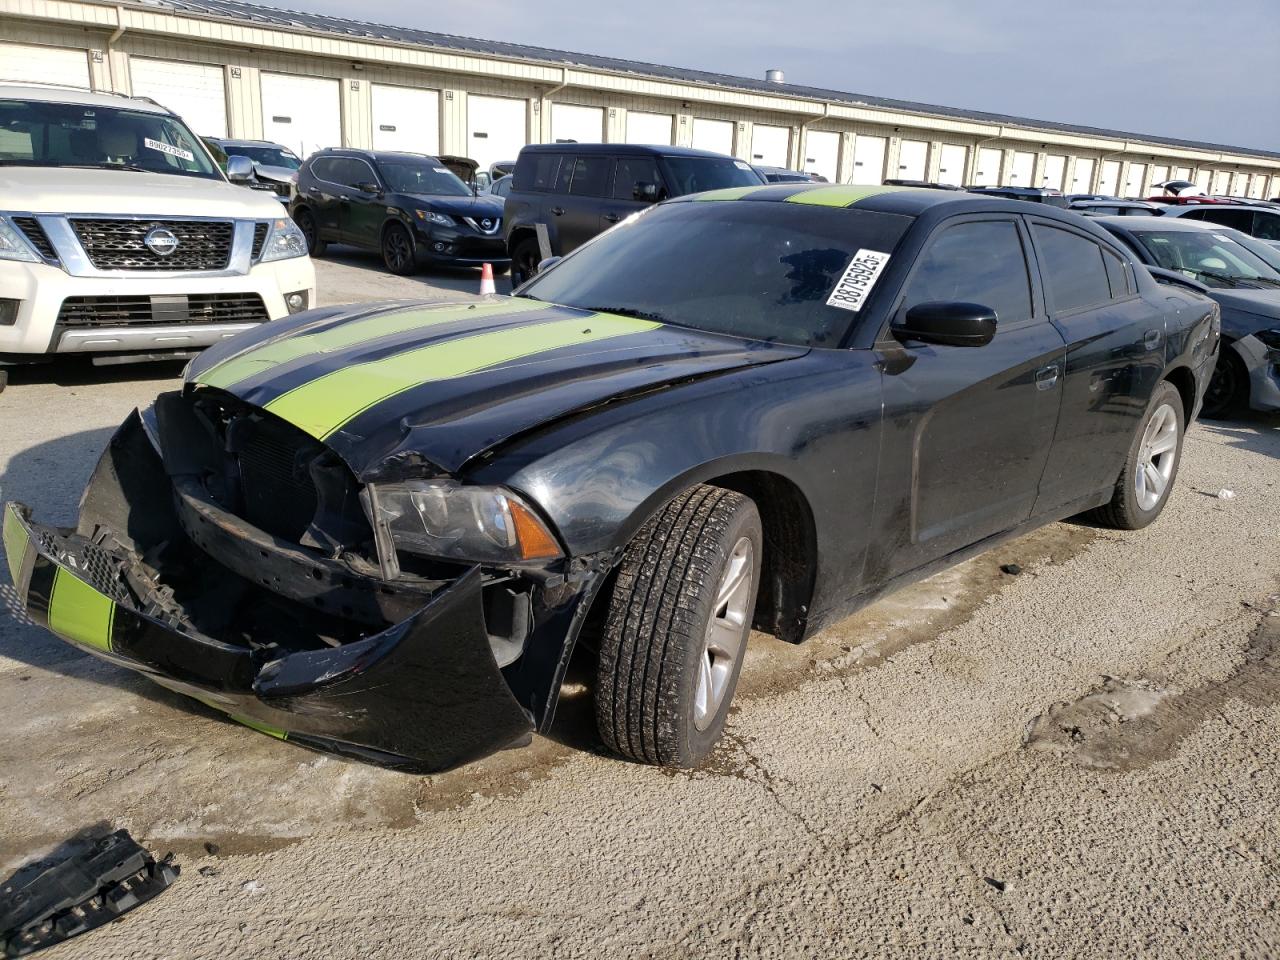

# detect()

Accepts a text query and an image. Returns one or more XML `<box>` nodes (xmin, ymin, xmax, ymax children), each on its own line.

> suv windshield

<box><xmin>1132</xmin><ymin>228</ymin><xmax>1280</xmax><ymax>289</ymax></box>
<box><xmin>0</xmin><ymin>98</ymin><xmax>220</xmax><ymax>179</ymax></box>
<box><xmin>378</xmin><ymin>159</ymin><xmax>472</xmax><ymax>196</ymax></box>
<box><xmin>225</xmin><ymin>145</ymin><xmax>300</xmax><ymax>170</ymax></box>
<box><xmin>660</xmin><ymin>156</ymin><xmax>763</xmax><ymax>195</ymax></box>
<box><xmin>518</xmin><ymin>201</ymin><xmax>913</xmax><ymax>347</ymax></box>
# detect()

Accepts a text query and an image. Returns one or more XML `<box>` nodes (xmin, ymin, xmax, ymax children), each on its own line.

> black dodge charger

<box><xmin>4</xmin><ymin>184</ymin><xmax>1220</xmax><ymax>772</ymax></box>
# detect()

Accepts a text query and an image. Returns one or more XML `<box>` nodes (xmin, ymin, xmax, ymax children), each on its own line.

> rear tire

<box><xmin>1090</xmin><ymin>380</ymin><xmax>1185</xmax><ymax>530</ymax></box>
<box><xmin>295</xmin><ymin>208</ymin><xmax>325</xmax><ymax>257</ymax></box>
<box><xmin>595</xmin><ymin>485</ymin><xmax>762</xmax><ymax>768</ymax></box>
<box><xmin>511</xmin><ymin>236</ymin><xmax>542</xmax><ymax>286</ymax></box>
<box><xmin>1200</xmin><ymin>348</ymin><xmax>1247</xmax><ymax>419</ymax></box>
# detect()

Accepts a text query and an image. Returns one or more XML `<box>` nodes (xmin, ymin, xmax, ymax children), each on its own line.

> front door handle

<box><xmin>1144</xmin><ymin>329</ymin><xmax>1162</xmax><ymax>350</ymax></box>
<box><xmin>1035</xmin><ymin>364</ymin><xmax>1060</xmax><ymax>391</ymax></box>
<box><xmin>603</xmin><ymin>213</ymin><xmax>621</xmax><ymax>223</ymax></box>
<box><xmin>550</xmin><ymin>206</ymin><xmax>565</xmax><ymax>216</ymax></box>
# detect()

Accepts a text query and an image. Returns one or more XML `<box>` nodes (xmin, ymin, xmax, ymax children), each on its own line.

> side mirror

<box><xmin>893</xmin><ymin>301</ymin><xmax>997</xmax><ymax>347</ymax></box>
<box><xmin>356</xmin><ymin>180</ymin><xmax>382</xmax><ymax>195</ymax></box>
<box><xmin>633</xmin><ymin>182</ymin><xmax>661</xmax><ymax>203</ymax></box>
<box><xmin>538</xmin><ymin>256</ymin><xmax>563</xmax><ymax>272</ymax></box>
<box><xmin>226</xmin><ymin>155</ymin><xmax>254</xmax><ymax>182</ymax></box>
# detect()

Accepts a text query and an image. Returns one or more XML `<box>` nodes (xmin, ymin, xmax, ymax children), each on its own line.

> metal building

<box><xmin>2</xmin><ymin>0</ymin><xmax>1278</xmax><ymax>197</ymax></box>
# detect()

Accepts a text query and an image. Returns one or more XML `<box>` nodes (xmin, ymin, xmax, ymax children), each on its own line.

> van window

<box><xmin>565</xmin><ymin>156</ymin><xmax>611</xmax><ymax>197</ymax></box>
<box><xmin>513</xmin><ymin>153</ymin><xmax>563</xmax><ymax>192</ymax></box>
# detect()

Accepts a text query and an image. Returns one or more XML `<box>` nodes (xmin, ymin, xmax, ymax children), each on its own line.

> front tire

<box><xmin>1090</xmin><ymin>380</ymin><xmax>1185</xmax><ymax>530</ymax></box>
<box><xmin>382</xmin><ymin>222</ymin><xmax>417</xmax><ymax>276</ymax></box>
<box><xmin>595</xmin><ymin>485</ymin><xmax>762</xmax><ymax>768</ymax></box>
<box><xmin>511</xmin><ymin>236</ymin><xmax>542</xmax><ymax>286</ymax></box>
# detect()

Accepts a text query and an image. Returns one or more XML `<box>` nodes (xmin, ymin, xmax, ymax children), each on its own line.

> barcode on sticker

<box><xmin>827</xmin><ymin>249</ymin><xmax>891</xmax><ymax>312</ymax></box>
<box><xmin>143</xmin><ymin>138</ymin><xmax>194</xmax><ymax>163</ymax></box>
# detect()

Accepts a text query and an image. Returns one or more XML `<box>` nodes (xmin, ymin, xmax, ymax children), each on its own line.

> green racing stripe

<box><xmin>47</xmin><ymin>567</ymin><xmax>115</xmax><ymax>653</ymax></box>
<box><xmin>784</xmin><ymin>184</ymin><xmax>912</xmax><ymax>207</ymax></box>
<box><xmin>693</xmin><ymin>185</ymin><xmax>770</xmax><ymax>202</ymax></box>
<box><xmin>3</xmin><ymin>503</ymin><xmax>28</xmax><ymax>586</ymax></box>
<box><xmin>197</xmin><ymin>297</ymin><xmax>546</xmax><ymax>390</ymax></box>
<box><xmin>266</xmin><ymin>312</ymin><xmax>662</xmax><ymax>440</ymax></box>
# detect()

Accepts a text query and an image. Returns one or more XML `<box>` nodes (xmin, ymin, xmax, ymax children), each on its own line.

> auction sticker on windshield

<box><xmin>827</xmin><ymin>249</ymin><xmax>890</xmax><ymax>312</ymax></box>
<box><xmin>144</xmin><ymin>138</ymin><xmax>195</xmax><ymax>163</ymax></box>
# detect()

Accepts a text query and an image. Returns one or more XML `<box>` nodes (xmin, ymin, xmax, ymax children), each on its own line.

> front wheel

<box><xmin>595</xmin><ymin>485</ymin><xmax>762</xmax><ymax>768</ymax></box>
<box><xmin>511</xmin><ymin>236</ymin><xmax>542</xmax><ymax>286</ymax></box>
<box><xmin>382</xmin><ymin>223</ymin><xmax>417</xmax><ymax>276</ymax></box>
<box><xmin>1090</xmin><ymin>380</ymin><xmax>1185</xmax><ymax>530</ymax></box>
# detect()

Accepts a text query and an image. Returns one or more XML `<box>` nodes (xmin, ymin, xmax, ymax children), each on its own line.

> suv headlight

<box><xmin>258</xmin><ymin>217</ymin><xmax>307</xmax><ymax>262</ymax></box>
<box><xmin>0</xmin><ymin>216</ymin><xmax>40</xmax><ymax>263</ymax></box>
<box><xmin>366</xmin><ymin>480</ymin><xmax>561</xmax><ymax>564</ymax></box>
<box><xmin>414</xmin><ymin>209</ymin><xmax>453</xmax><ymax>227</ymax></box>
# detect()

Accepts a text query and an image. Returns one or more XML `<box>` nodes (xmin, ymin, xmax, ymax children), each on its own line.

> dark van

<box><xmin>503</xmin><ymin>143</ymin><xmax>765</xmax><ymax>282</ymax></box>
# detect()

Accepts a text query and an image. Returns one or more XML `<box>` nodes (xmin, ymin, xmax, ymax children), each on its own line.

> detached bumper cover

<box><xmin>3</xmin><ymin>502</ymin><xmax>534</xmax><ymax>771</ymax></box>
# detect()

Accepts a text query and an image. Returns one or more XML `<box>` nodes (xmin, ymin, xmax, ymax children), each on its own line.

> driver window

<box><xmin>901</xmin><ymin>220</ymin><xmax>1033</xmax><ymax>328</ymax></box>
<box><xmin>611</xmin><ymin>156</ymin><xmax>663</xmax><ymax>201</ymax></box>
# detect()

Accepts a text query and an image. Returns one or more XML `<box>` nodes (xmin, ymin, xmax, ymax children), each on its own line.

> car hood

<box><xmin>185</xmin><ymin>297</ymin><xmax>808</xmax><ymax>478</ymax></box>
<box><xmin>400</xmin><ymin>193</ymin><xmax>505</xmax><ymax>218</ymax></box>
<box><xmin>251</xmin><ymin>163</ymin><xmax>299</xmax><ymax>184</ymax></box>
<box><xmin>0</xmin><ymin>167</ymin><xmax>286</xmax><ymax>217</ymax></box>
<box><xmin>1210</xmin><ymin>288</ymin><xmax>1280</xmax><ymax>338</ymax></box>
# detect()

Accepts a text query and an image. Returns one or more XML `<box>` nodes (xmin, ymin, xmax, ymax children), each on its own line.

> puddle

<box><xmin>1025</xmin><ymin>598</ymin><xmax>1280</xmax><ymax>771</ymax></box>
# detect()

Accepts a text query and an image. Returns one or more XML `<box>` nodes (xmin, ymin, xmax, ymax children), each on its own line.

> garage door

<box><xmin>551</xmin><ymin>103</ymin><xmax>603</xmax><ymax>144</ymax></box>
<box><xmin>467</xmin><ymin>95</ymin><xmax>527</xmax><ymax>172</ymax></box>
<box><xmin>750</xmin><ymin>124</ymin><xmax>790</xmax><ymax>167</ymax></box>
<box><xmin>625</xmin><ymin>111</ymin><xmax>673</xmax><ymax>145</ymax></box>
<box><xmin>973</xmin><ymin>147</ymin><xmax>1003</xmax><ymax>186</ymax></box>
<box><xmin>1008</xmin><ymin>151</ymin><xmax>1035</xmax><ymax>185</ymax></box>
<box><xmin>129</xmin><ymin>59</ymin><xmax>226</xmax><ymax>138</ymax></box>
<box><xmin>371</xmin><ymin>84</ymin><xmax>438</xmax><ymax>154</ymax></box>
<box><xmin>691</xmin><ymin>118</ymin><xmax>733</xmax><ymax>155</ymax></box>
<box><xmin>1230</xmin><ymin>172</ymin><xmax>1249</xmax><ymax>196</ymax></box>
<box><xmin>1249</xmin><ymin>176</ymin><xmax>1268</xmax><ymax>199</ymax></box>
<box><xmin>802</xmin><ymin>130</ymin><xmax>839</xmax><ymax>182</ymax></box>
<box><xmin>1195</xmin><ymin>169</ymin><xmax>1212</xmax><ymax>192</ymax></box>
<box><xmin>0</xmin><ymin>42</ymin><xmax>89</xmax><ymax>87</ymax></box>
<box><xmin>261</xmin><ymin>74</ymin><xmax>340</xmax><ymax>159</ymax></box>
<box><xmin>1098</xmin><ymin>160</ymin><xmax>1121</xmax><ymax>196</ymax></box>
<box><xmin>851</xmin><ymin>135</ymin><xmax>887</xmax><ymax>184</ymax></box>
<box><xmin>1071</xmin><ymin>158</ymin><xmax>1096</xmax><ymax>193</ymax></box>
<box><xmin>1149</xmin><ymin>165</ymin><xmax>1169</xmax><ymax>190</ymax></box>
<box><xmin>1042</xmin><ymin>155</ymin><xmax>1066</xmax><ymax>190</ymax></box>
<box><xmin>1173</xmin><ymin>166</ymin><xmax>1192</xmax><ymax>182</ymax></box>
<box><xmin>1124</xmin><ymin>163</ymin><xmax>1147</xmax><ymax>197</ymax></box>
<box><xmin>937</xmin><ymin>144</ymin><xmax>967</xmax><ymax>186</ymax></box>
<box><xmin>896</xmin><ymin>140</ymin><xmax>928</xmax><ymax>181</ymax></box>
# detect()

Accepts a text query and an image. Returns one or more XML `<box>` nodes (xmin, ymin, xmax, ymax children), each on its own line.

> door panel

<box><xmin>873</xmin><ymin>217</ymin><xmax>1065</xmax><ymax>579</ymax></box>
<box><xmin>372</xmin><ymin>84</ymin><xmax>439</xmax><ymax>153</ymax></box>
<box><xmin>553</xmin><ymin>154</ymin><xmax>611</xmax><ymax>253</ymax></box>
<box><xmin>338</xmin><ymin>157</ymin><xmax>384</xmax><ymax>250</ymax></box>
<box><xmin>261</xmin><ymin>74</ymin><xmax>340</xmax><ymax>159</ymax></box>
<box><xmin>129</xmin><ymin>59</ymin><xmax>227</xmax><ymax>137</ymax></box>
<box><xmin>851</xmin><ymin>135</ymin><xmax>887</xmax><ymax>184</ymax></box>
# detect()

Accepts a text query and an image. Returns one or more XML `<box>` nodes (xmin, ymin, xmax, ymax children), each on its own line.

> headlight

<box><xmin>366</xmin><ymin>480</ymin><xmax>561</xmax><ymax>563</ymax></box>
<box><xmin>414</xmin><ymin>209</ymin><xmax>453</xmax><ymax>226</ymax></box>
<box><xmin>0</xmin><ymin>216</ymin><xmax>40</xmax><ymax>263</ymax></box>
<box><xmin>258</xmin><ymin>217</ymin><xmax>307</xmax><ymax>262</ymax></box>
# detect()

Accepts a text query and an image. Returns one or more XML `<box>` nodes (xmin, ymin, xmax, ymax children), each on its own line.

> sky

<box><xmin>280</xmin><ymin>0</ymin><xmax>1280</xmax><ymax>154</ymax></box>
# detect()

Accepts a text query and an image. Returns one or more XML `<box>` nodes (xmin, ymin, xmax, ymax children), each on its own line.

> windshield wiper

<box><xmin>1196</xmin><ymin>270</ymin><xmax>1243</xmax><ymax>288</ymax></box>
<box><xmin>580</xmin><ymin>305</ymin><xmax>672</xmax><ymax>324</ymax></box>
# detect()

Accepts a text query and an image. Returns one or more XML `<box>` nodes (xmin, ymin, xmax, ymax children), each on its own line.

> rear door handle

<box><xmin>1035</xmin><ymin>364</ymin><xmax>1060</xmax><ymax>391</ymax></box>
<box><xmin>1144</xmin><ymin>329</ymin><xmax>1162</xmax><ymax>350</ymax></box>
<box><xmin>603</xmin><ymin>213</ymin><xmax>621</xmax><ymax>223</ymax></box>
<box><xmin>550</xmin><ymin>206</ymin><xmax>565</xmax><ymax>216</ymax></box>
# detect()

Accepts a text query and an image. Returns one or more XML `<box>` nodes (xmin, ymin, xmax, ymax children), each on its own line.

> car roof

<box><xmin>312</xmin><ymin>148</ymin><xmax>441</xmax><ymax>161</ymax></box>
<box><xmin>1093</xmin><ymin>215</ymin><xmax>1218</xmax><ymax>232</ymax></box>
<box><xmin>517</xmin><ymin>142</ymin><xmax>732</xmax><ymax>159</ymax></box>
<box><xmin>0</xmin><ymin>82</ymin><xmax>172</xmax><ymax>114</ymax></box>
<box><xmin>1161</xmin><ymin>203</ymin><xmax>1273</xmax><ymax>214</ymax></box>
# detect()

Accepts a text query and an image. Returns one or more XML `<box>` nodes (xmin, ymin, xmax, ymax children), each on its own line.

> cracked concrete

<box><xmin>2</xmin><ymin>259</ymin><xmax>1279</xmax><ymax>958</ymax></box>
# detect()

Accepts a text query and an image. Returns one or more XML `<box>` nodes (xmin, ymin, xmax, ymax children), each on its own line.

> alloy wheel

<box><xmin>1134</xmin><ymin>402</ymin><xmax>1179</xmax><ymax>512</ymax></box>
<box><xmin>693</xmin><ymin>536</ymin><xmax>754</xmax><ymax>731</ymax></box>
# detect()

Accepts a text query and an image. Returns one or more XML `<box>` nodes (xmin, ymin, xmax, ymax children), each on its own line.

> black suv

<box><xmin>503</xmin><ymin>144</ymin><xmax>764</xmax><ymax>282</ymax></box>
<box><xmin>291</xmin><ymin>149</ymin><xmax>508</xmax><ymax>275</ymax></box>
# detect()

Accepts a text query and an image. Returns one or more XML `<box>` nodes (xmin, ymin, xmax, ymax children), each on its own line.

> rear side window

<box><xmin>564</xmin><ymin>156</ymin><xmax>611</xmax><ymax>197</ymax></box>
<box><xmin>612</xmin><ymin>156</ymin><xmax>663</xmax><ymax>200</ymax></box>
<box><xmin>1255</xmin><ymin>212</ymin><xmax>1280</xmax><ymax>241</ymax></box>
<box><xmin>1103</xmin><ymin>249</ymin><xmax>1134</xmax><ymax>298</ymax></box>
<box><xmin>513</xmin><ymin>153</ymin><xmax>563</xmax><ymax>192</ymax></box>
<box><xmin>901</xmin><ymin>220</ymin><xmax>1033</xmax><ymax>327</ymax></box>
<box><xmin>310</xmin><ymin>156</ymin><xmax>338</xmax><ymax>182</ymax></box>
<box><xmin>1186</xmin><ymin>208</ymin><xmax>1254</xmax><ymax>231</ymax></box>
<box><xmin>1032</xmin><ymin>224</ymin><xmax>1112</xmax><ymax>313</ymax></box>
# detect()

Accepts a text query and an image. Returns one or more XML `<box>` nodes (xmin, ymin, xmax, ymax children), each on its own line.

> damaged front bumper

<box><xmin>4</xmin><ymin>500</ymin><xmax>535</xmax><ymax>770</ymax></box>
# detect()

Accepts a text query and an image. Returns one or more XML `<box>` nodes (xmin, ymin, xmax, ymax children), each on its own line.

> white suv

<box><xmin>0</xmin><ymin>84</ymin><xmax>315</xmax><ymax>367</ymax></box>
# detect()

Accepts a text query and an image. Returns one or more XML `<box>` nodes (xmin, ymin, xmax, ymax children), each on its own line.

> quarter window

<box><xmin>1103</xmin><ymin>249</ymin><xmax>1135</xmax><ymax>298</ymax></box>
<box><xmin>901</xmin><ymin>220</ymin><xmax>1033</xmax><ymax>326</ymax></box>
<box><xmin>1032</xmin><ymin>224</ymin><xmax>1112</xmax><ymax>313</ymax></box>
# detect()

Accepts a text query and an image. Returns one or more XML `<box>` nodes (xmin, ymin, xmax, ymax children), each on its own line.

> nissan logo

<box><xmin>480</xmin><ymin>218</ymin><xmax>493</xmax><ymax>230</ymax></box>
<box><xmin>144</xmin><ymin>227</ymin><xmax>180</xmax><ymax>257</ymax></box>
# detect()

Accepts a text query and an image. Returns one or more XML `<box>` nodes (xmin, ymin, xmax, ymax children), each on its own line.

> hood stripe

<box><xmin>265</xmin><ymin>313</ymin><xmax>661</xmax><ymax>440</ymax></box>
<box><xmin>3</xmin><ymin>502</ymin><xmax>28</xmax><ymax>586</ymax></box>
<box><xmin>198</xmin><ymin>298</ymin><xmax>546</xmax><ymax>390</ymax></box>
<box><xmin>784</xmin><ymin>184</ymin><xmax>912</xmax><ymax>207</ymax></box>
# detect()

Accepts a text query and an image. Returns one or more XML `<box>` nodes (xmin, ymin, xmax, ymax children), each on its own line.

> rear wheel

<box><xmin>382</xmin><ymin>223</ymin><xmax>417</xmax><ymax>275</ymax></box>
<box><xmin>595</xmin><ymin>485</ymin><xmax>762</xmax><ymax>768</ymax></box>
<box><xmin>1200</xmin><ymin>349</ymin><xmax>1247</xmax><ymax>419</ymax></box>
<box><xmin>1090</xmin><ymin>380</ymin><xmax>1185</xmax><ymax>530</ymax></box>
<box><xmin>511</xmin><ymin>236</ymin><xmax>542</xmax><ymax>286</ymax></box>
<box><xmin>295</xmin><ymin>208</ymin><xmax>325</xmax><ymax>257</ymax></box>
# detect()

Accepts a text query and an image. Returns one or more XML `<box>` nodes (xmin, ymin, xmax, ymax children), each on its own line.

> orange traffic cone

<box><xmin>479</xmin><ymin>262</ymin><xmax>496</xmax><ymax>296</ymax></box>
